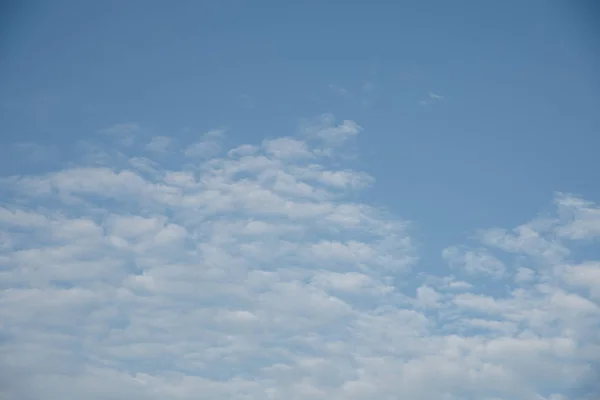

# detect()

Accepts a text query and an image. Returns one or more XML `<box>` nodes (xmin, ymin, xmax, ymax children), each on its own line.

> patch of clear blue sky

<box><xmin>1</xmin><ymin>0</ymin><xmax>599</xmax><ymax>271</ymax></box>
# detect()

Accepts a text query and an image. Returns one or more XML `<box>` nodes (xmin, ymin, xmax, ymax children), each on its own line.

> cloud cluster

<box><xmin>0</xmin><ymin>115</ymin><xmax>599</xmax><ymax>400</ymax></box>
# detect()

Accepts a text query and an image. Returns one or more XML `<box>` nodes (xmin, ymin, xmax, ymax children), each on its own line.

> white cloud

<box><xmin>317</xmin><ymin>120</ymin><xmax>361</xmax><ymax>144</ymax></box>
<box><xmin>99</xmin><ymin>123</ymin><xmax>140</xmax><ymax>147</ymax></box>
<box><xmin>100</xmin><ymin>122</ymin><xmax>141</xmax><ymax>136</ymax></box>
<box><xmin>145</xmin><ymin>136</ymin><xmax>172</xmax><ymax>153</ymax></box>
<box><xmin>128</xmin><ymin>157</ymin><xmax>161</xmax><ymax>176</ymax></box>
<box><xmin>328</xmin><ymin>84</ymin><xmax>353</xmax><ymax>98</ymax></box>
<box><xmin>554</xmin><ymin>193</ymin><xmax>600</xmax><ymax>240</ymax></box>
<box><xmin>515</xmin><ymin>267</ymin><xmax>536</xmax><ymax>283</ymax></box>
<box><xmin>184</xmin><ymin>129</ymin><xmax>225</xmax><ymax>158</ymax></box>
<box><xmin>446</xmin><ymin>280</ymin><xmax>473</xmax><ymax>290</ymax></box>
<box><xmin>228</xmin><ymin>144</ymin><xmax>258</xmax><ymax>158</ymax></box>
<box><xmin>317</xmin><ymin>170</ymin><xmax>373</xmax><ymax>189</ymax></box>
<box><xmin>480</xmin><ymin>223</ymin><xmax>569</xmax><ymax>264</ymax></box>
<box><xmin>263</xmin><ymin>137</ymin><xmax>313</xmax><ymax>159</ymax></box>
<box><xmin>443</xmin><ymin>246</ymin><xmax>506</xmax><ymax>278</ymax></box>
<box><xmin>561</xmin><ymin>261</ymin><xmax>600</xmax><ymax>300</ymax></box>
<box><xmin>288</xmin><ymin>165</ymin><xmax>374</xmax><ymax>191</ymax></box>
<box><xmin>302</xmin><ymin>114</ymin><xmax>362</xmax><ymax>146</ymax></box>
<box><xmin>414</xmin><ymin>285</ymin><xmax>441</xmax><ymax>308</ymax></box>
<box><xmin>419</xmin><ymin>92</ymin><xmax>444</xmax><ymax>106</ymax></box>
<box><xmin>1</xmin><ymin>117</ymin><xmax>599</xmax><ymax>400</ymax></box>
<box><xmin>310</xmin><ymin>271</ymin><xmax>391</xmax><ymax>295</ymax></box>
<box><xmin>184</xmin><ymin>141</ymin><xmax>221</xmax><ymax>158</ymax></box>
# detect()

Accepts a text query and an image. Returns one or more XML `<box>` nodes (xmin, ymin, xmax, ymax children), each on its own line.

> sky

<box><xmin>0</xmin><ymin>1</ymin><xmax>599</xmax><ymax>399</ymax></box>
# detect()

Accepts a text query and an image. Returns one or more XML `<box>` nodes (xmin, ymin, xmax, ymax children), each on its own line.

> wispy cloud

<box><xmin>328</xmin><ymin>84</ymin><xmax>353</xmax><ymax>98</ymax></box>
<box><xmin>301</xmin><ymin>113</ymin><xmax>362</xmax><ymax>147</ymax></box>
<box><xmin>99</xmin><ymin>122</ymin><xmax>141</xmax><ymax>147</ymax></box>
<box><xmin>145</xmin><ymin>136</ymin><xmax>173</xmax><ymax>153</ymax></box>
<box><xmin>328</xmin><ymin>79</ymin><xmax>376</xmax><ymax>107</ymax></box>
<box><xmin>1</xmin><ymin>115</ymin><xmax>599</xmax><ymax>399</ymax></box>
<box><xmin>419</xmin><ymin>91</ymin><xmax>444</xmax><ymax>106</ymax></box>
<box><xmin>183</xmin><ymin>129</ymin><xmax>225</xmax><ymax>158</ymax></box>
<box><xmin>443</xmin><ymin>246</ymin><xmax>506</xmax><ymax>278</ymax></box>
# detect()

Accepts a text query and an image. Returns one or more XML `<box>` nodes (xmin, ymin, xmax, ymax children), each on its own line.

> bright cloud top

<box><xmin>0</xmin><ymin>115</ymin><xmax>599</xmax><ymax>400</ymax></box>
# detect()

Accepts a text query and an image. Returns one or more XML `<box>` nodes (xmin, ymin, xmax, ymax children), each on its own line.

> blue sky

<box><xmin>1</xmin><ymin>1</ymin><xmax>599</xmax><ymax>399</ymax></box>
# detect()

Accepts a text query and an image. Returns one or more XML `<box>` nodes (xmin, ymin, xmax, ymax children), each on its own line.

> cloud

<box><xmin>99</xmin><ymin>123</ymin><xmax>141</xmax><ymax>147</ymax></box>
<box><xmin>561</xmin><ymin>261</ymin><xmax>600</xmax><ymax>300</ymax></box>
<box><xmin>263</xmin><ymin>137</ymin><xmax>313</xmax><ymax>160</ymax></box>
<box><xmin>228</xmin><ymin>144</ymin><xmax>258</xmax><ymax>158</ymax></box>
<box><xmin>328</xmin><ymin>84</ymin><xmax>353</xmax><ymax>98</ymax></box>
<box><xmin>145</xmin><ymin>136</ymin><xmax>173</xmax><ymax>153</ymax></box>
<box><xmin>514</xmin><ymin>267</ymin><xmax>536</xmax><ymax>283</ymax></box>
<box><xmin>419</xmin><ymin>92</ymin><xmax>444</xmax><ymax>106</ymax></box>
<box><xmin>301</xmin><ymin>114</ymin><xmax>362</xmax><ymax>147</ymax></box>
<box><xmin>327</xmin><ymin>80</ymin><xmax>376</xmax><ymax>108</ymax></box>
<box><xmin>184</xmin><ymin>129</ymin><xmax>225</xmax><ymax>158</ymax></box>
<box><xmin>316</xmin><ymin>120</ymin><xmax>361</xmax><ymax>144</ymax></box>
<box><xmin>480</xmin><ymin>223</ymin><xmax>570</xmax><ymax>264</ymax></box>
<box><xmin>414</xmin><ymin>285</ymin><xmax>441</xmax><ymax>308</ymax></box>
<box><xmin>442</xmin><ymin>246</ymin><xmax>506</xmax><ymax>278</ymax></box>
<box><xmin>554</xmin><ymin>193</ymin><xmax>600</xmax><ymax>240</ymax></box>
<box><xmin>1</xmin><ymin>116</ymin><xmax>599</xmax><ymax>399</ymax></box>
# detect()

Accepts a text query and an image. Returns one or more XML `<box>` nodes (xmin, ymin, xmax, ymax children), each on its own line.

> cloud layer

<box><xmin>1</xmin><ymin>115</ymin><xmax>599</xmax><ymax>400</ymax></box>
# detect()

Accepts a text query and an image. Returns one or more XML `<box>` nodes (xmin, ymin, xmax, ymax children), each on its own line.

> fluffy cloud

<box><xmin>442</xmin><ymin>246</ymin><xmax>506</xmax><ymax>278</ymax></box>
<box><xmin>0</xmin><ymin>115</ymin><xmax>599</xmax><ymax>400</ymax></box>
<box><xmin>184</xmin><ymin>129</ymin><xmax>225</xmax><ymax>158</ymax></box>
<box><xmin>100</xmin><ymin>122</ymin><xmax>141</xmax><ymax>147</ymax></box>
<box><xmin>554</xmin><ymin>193</ymin><xmax>600</xmax><ymax>240</ymax></box>
<box><xmin>145</xmin><ymin>136</ymin><xmax>173</xmax><ymax>153</ymax></box>
<box><xmin>263</xmin><ymin>138</ymin><xmax>313</xmax><ymax>160</ymax></box>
